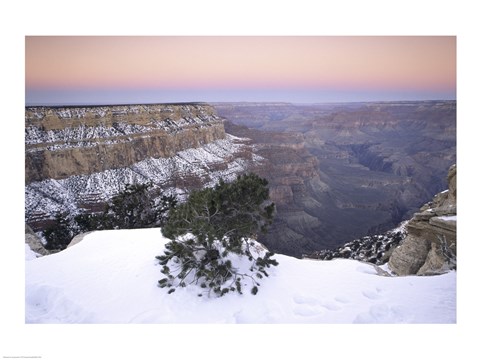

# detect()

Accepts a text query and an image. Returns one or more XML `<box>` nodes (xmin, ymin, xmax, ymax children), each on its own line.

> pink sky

<box><xmin>25</xmin><ymin>36</ymin><xmax>456</xmax><ymax>104</ymax></box>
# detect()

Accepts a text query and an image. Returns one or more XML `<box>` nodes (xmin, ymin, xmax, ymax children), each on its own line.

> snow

<box><xmin>438</xmin><ymin>215</ymin><xmax>457</xmax><ymax>222</ymax></box>
<box><xmin>25</xmin><ymin>244</ymin><xmax>41</xmax><ymax>260</ymax></box>
<box><xmin>25</xmin><ymin>228</ymin><xmax>456</xmax><ymax>324</ymax></box>
<box><xmin>25</xmin><ymin>133</ymin><xmax>264</xmax><ymax>223</ymax></box>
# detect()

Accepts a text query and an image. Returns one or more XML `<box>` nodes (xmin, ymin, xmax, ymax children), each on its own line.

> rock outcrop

<box><xmin>25</xmin><ymin>224</ymin><xmax>50</xmax><ymax>256</ymax></box>
<box><xmin>25</xmin><ymin>103</ymin><xmax>225</xmax><ymax>183</ymax></box>
<box><xmin>388</xmin><ymin>164</ymin><xmax>456</xmax><ymax>275</ymax></box>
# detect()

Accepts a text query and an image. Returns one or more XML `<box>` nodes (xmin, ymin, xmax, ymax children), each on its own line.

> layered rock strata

<box><xmin>25</xmin><ymin>104</ymin><xmax>262</xmax><ymax>233</ymax></box>
<box><xmin>388</xmin><ymin>164</ymin><xmax>456</xmax><ymax>275</ymax></box>
<box><xmin>25</xmin><ymin>134</ymin><xmax>261</xmax><ymax>232</ymax></box>
<box><xmin>25</xmin><ymin>103</ymin><xmax>225</xmax><ymax>182</ymax></box>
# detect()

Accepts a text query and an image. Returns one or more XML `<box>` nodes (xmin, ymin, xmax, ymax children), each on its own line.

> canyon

<box><xmin>25</xmin><ymin>101</ymin><xmax>456</xmax><ymax>258</ymax></box>
<box><xmin>25</xmin><ymin>103</ymin><xmax>226</xmax><ymax>182</ymax></box>
<box><xmin>216</xmin><ymin>101</ymin><xmax>456</xmax><ymax>256</ymax></box>
<box><xmin>25</xmin><ymin>103</ymin><xmax>263</xmax><ymax>233</ymax></box>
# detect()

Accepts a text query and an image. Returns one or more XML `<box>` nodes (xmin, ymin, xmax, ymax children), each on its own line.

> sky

<box><xmin>25</xmin><ymin>36</ymin><xmax>456</xmax><ymax>105</ymax></box>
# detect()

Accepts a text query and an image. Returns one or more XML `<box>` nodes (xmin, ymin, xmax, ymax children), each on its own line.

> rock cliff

<box><xmin>388</xmin><ymin>164</ymin><xmax>456</xmax><ymax>275</ymax></box>
<box><xmin>25</xmin><ymin>103</ymin><xmax>262</xmax><ymax>233</ymax></box>
<box><xmin>25</xmin><ymin>103</ymin><xmax>225</xmax><ymax>182</ymax></box>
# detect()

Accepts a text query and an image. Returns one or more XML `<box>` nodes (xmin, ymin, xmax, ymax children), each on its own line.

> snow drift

<box><xmin>25</xmin><ymin>228</ymin><xmax>456</xmax><ymax>324</ymax></box>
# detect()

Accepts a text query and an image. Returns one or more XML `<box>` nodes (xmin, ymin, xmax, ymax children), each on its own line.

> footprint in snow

<box><xmin>321</xmin><ymin>301</ymin><xmax>342</xmax><ymax>311</ymax></box>
<box><xmin>293</xmin><ymin>306</ymin><xmax>321</xmax><ymax>317</ymax></box>
<box><xmin>334</xmin><ymin>295</ymin><xmax>351</xmax><ymax>304</ymax></box>
<box><xmin>293</xmin><ymin>295</ymin><xmax>319</xmax><ymax>305</ymax></box>
<box><xmin>293</xmin><ymin>294</ymin><xmax>342</xmax><ymax>316</ymax></box>
<box><xmin>25</xmin><ymin>284</ymin><xmax>94</xmax><ymax>323</ymax></box>
<box><xmin>353</xmin><ymin>304</ymin><xmax>410</xmax><ymax>324</ymax></box>
<box><xmin>361</xmin><ymin>287</ymin><xmax>384</xmax><ymax>300</ymax></box>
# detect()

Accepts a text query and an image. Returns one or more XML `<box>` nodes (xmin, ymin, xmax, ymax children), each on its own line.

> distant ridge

<box><xmin>212</xmin><ymin>99</ymin><xmax>456</xmax><ymax>106</ymax></box>
<box><xmin>26</xmin><ymin>99</ymin><xmax>456</xmax><ymax>108</ymax></box>
<box><xmin>25</xmin><ymin>102</ymin><xmax>210</xmax><ymax>108</ymax></box>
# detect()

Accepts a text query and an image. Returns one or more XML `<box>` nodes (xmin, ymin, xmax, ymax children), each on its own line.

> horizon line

<box><xmin>25</xmin><ymin>99</ymin><xmax>457</xmax><ymax>108</ymax></box>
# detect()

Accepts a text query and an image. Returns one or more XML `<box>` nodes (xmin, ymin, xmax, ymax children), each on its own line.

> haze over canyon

<box><xmin>25</xmin><ymin>100</ymin><xmax>456</xmax><ymax>257</ymax></box>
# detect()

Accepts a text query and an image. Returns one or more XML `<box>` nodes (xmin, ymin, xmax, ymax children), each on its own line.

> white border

<box><xmin>3</xmin><ymin>1</ymin><xmax>478</xmax><ymax>359</ymax></box>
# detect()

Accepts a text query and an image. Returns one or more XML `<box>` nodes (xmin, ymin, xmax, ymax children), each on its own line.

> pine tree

<box><xmin>43</xmin><ymin>213</ymin><xmax>74</xmax><ymax>250</ymax></box>
<box><xmin>157</xmin><ymin>173</ymin><xmax>278</xmax><ymax>297</ymax></box>
<box><xmin>104</xmin><ymin>183</ymin><xmax>161</xmax><ymax>229</ymax></box>
<box><xmin>75</xmin><ymin>183</ymin><xmax>177</xmax><ymax>231</ymax></box>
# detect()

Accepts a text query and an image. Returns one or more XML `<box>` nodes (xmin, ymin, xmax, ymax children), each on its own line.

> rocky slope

<box><xmin>304</xmin><ymin>223</ymin><xmax>407</xmax><ymax>266</ymax></box>
<box><xmin>25</xmin><ymin>103</ymin><xmax>263</xmax><ymax>233</ymax></box>
<box><xmin>25</xmin><ymin>103</ymin><xmax>226</xmax><ymax>182</ymax></box>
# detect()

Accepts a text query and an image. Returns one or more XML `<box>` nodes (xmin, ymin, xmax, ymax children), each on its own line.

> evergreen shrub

<box><xmin>157</xmin><ymin>173</ymin><xmax>278</xmax><ymax>297</ymax></box>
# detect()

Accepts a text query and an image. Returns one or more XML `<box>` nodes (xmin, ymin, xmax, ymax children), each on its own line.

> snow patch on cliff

<box><xmin>25</xmin><ymin>134</ymin><xmax>263</xmax><ymax>222</ymax></box>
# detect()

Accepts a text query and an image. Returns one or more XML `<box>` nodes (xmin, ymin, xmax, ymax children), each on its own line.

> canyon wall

<box><xmin>218</xmin><ymin>101</ymin><xmax>456</xmax><ymax>256</ymax></box>
<box><xmin>25</xmin><ymin>103</ymin><xmax>225</xmax><ymax>183</ymax></box>
<box><xmin>388</xmin><ymin>164</ymin><xmax>456</xmax><ymax>275</ymax></box>
<box><xmin>25</xmin><ymin>103</ymin><xmax>262</xmax><ymax>233</ymax></box>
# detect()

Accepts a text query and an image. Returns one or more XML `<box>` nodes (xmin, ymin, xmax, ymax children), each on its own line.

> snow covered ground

<box><xmin>25</xmin><ymin>228</ymin><xmax>456</xmax><ymax>324</ymax></box>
